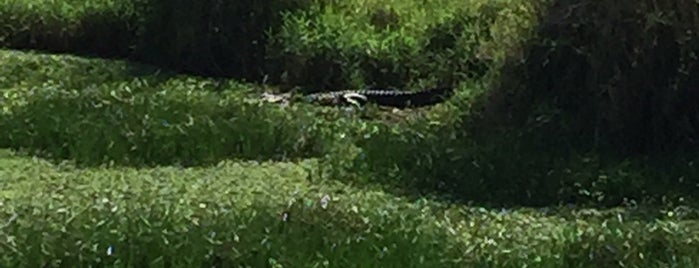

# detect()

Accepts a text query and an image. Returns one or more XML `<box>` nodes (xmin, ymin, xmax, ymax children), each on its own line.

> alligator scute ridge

<box><xmin>264</xmin><ymin>86</ymin><xmax>455</xmax><ymax>108</ymax></box>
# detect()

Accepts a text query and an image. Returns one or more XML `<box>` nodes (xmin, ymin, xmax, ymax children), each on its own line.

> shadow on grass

<box><xmin>349</xmin><ymin>118</ymin><xmax>699</xmax><ymax>216</ymax></box>
<box><xmin>342</xmin><ymin>0</ymin><xmax>699</xmax><ymax>209</ymax></box>
<box><xmin>0</xmin><ymin>4</ymin><xmax>140</xmax><ymax>64</ymax></box>
<box><xmin>1</xmin><ymin>0</ymin><xmax>312</xmax><ymax>81</ymax></box>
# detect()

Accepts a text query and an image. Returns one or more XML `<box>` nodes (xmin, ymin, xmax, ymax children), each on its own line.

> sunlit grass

<box><xmin>1</xmin><ymin>149</ymin><xmax>698</xmax><ymax>267</ymax></box>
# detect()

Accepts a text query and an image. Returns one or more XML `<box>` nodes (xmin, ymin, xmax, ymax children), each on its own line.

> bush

<box><xmin>0</xmin><ymin>0</ymin><xmax>143</xmax><ymax>58</ymax></box>
<box><xmin>1</xmin><ymin>0</ymin><xmax>542</xmax><ymax>90</ymax></box>
<box><xmin>0</xmin><ymin>0</ymin><xmax>311</xmax><ymax>80</ymax></box>
<box><xmin>488</xmin><ymin>0</ymin><xmax>699</xmax><ymax>154</ymax></box>
<box><xmin>265</xmin><ymin>0</ymin><xmax>538</xmax><ymax>92</ymax></box>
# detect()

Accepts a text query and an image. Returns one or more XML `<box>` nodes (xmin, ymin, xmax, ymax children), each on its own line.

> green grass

<box><xmin>1</xmin><ymin>149</ymin><xmax>698</xmax><ymax>267</ymax></box>
<box><xmin>0</xmin><ymin>46</ymin><xmax>698</xmax><ymax>267</ymax></box>
<box><xmin>0</xmin><ymin>49</ymin><xmax>361</xmax><ymax>166</ymax></box>
<box><xmin>2</xmin><ymin>0</ymin><xmax>699</xmax><ymax>265</ymax></box>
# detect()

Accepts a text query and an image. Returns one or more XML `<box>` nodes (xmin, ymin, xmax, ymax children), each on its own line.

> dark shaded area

<box><xmin>351</xmin><ymin>0</ymin><xmax>699</xmax><ymax>208</ymax></box>
<box><xmin>0</xmin><ymin>8</ymin><xmax>138</xmax><ymax>60</ymax></box>
<box><xmin>268</xmin><ymin>53</ymin><xmax>353</xmax><ymax>94</ymax></box>
<box><xmin>0</xmin><ymin>0</ymin><xmax>312</xmax><ymax>82</ymax></box>
<box><xmin>482</xmin><ymin>0</ymin><xmax>699</xmax><ymax>155</ymax></box>
<box><xmin>354</xmin><ymin>118</ymin><xmax>699</xmax><ymax>208</ymax></box>
<box><xmin>131</xmin><ymin>0</ymin><xmax>311</xmax><ymax>80</ymax></box>
<box><xmin>421</xmin><ymin>9</ymin><xmax>494</xmax><ymax>81</ymax></box>
<box><xmin>358</xmin><ymin>55</ymin><xmax>412</xmax><ymax>92</ymax></box>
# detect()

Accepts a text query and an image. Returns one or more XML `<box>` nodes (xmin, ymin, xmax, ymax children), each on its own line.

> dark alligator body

<box><xmin>303</xmin><ymin>86</ymin><xmax>455</xmax><ymax>108</ymax></box>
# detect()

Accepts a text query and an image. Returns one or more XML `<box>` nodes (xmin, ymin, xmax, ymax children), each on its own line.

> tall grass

<box><xmin>0</xmin><ymin>50</ymin><xmax>357</xmax><ymax>166</ymax></box>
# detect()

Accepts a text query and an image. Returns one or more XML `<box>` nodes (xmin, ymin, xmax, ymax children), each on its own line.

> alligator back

<box><xmin>358</xmin><ymin>86</ymin><xmax>454</xmax><ymax>108</ymax></box>
<box><xmin>306</xmin><ymin>86</ymin><xmax>454</xmax><ymax>108</ymax></box>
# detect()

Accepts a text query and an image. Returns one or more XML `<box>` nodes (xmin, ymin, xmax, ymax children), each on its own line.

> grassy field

<box><xmin>2</xmin><ymin>148</ymin><xmax>698</xmax><ymax>267</ymax></box>
<box><xmin>2</xmin><ymin>0</ymin><xmax>699</xmax><ymax>266</ymax></box>
<box><xmin>1</xmin><ymin>48</ymin><xmax>698</xmax><ymax>267</ymax></box>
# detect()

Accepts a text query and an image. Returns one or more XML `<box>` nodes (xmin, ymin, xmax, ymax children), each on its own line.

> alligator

<box><xmin>261</xmin><ymin>86</ymin><xmax>455</xmax><ymax>108</ymax></box>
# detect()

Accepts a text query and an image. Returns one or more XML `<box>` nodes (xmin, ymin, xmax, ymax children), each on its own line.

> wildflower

<box><xmin>320</xmin><ymin>194</ymin><xmax>330</xmax><ymax>209</ymax></box>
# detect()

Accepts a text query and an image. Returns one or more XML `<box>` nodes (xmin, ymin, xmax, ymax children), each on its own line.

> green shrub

<box><xmin>0</xmin><ymin>0</ymin><xmax>143</xmax><ymax>57</ymax></box>
<box><xmin>0</xmin><ymin>0</ymin><xmax>311</xmax><ymax>79</ymax></box>
<box><xmin>266</xmin><ymin>0</ymin><xmax>535</xmax><ymax>91</ymax></box>
<box><xmin>1</xmin><ymin>0</ymin><xmax>543</xmax><ymax>89</ymax></box>
<box><xmin>488</xmin><ymin>0</ymin><xmax>699</xmax><ymax>153</ymax></box>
